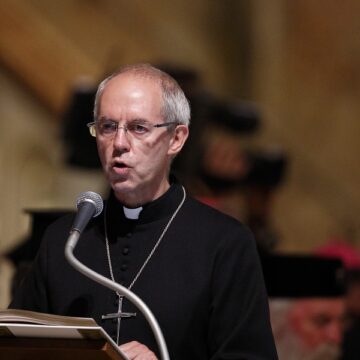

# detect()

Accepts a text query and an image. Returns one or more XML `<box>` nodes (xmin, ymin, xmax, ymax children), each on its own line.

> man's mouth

<box><xmin>113</xmin><ymin>161</ymin><xmax>128</xmax><ymax>169</ymax></box>
<box><xmin>111</xmin><ymin>161</ymin><xmax>131</xmax><ymax>176</ymax></box>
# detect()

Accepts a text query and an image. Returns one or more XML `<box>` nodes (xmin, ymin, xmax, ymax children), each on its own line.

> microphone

<box><xmin>65</xmin><ymin>191</ymin><xmax>170</xmax><ymax>360</ymax></box>
<box><xmin>71</xmin><ymin>191</ymin><xmax>103</xmax><ymax>234</ymax></box>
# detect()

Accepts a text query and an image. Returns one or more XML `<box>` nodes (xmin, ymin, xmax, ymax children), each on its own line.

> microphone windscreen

<box><xmin>76</xmin><ymin>191</ymin><xmax>103</xmax><ymax>217</ymax></box>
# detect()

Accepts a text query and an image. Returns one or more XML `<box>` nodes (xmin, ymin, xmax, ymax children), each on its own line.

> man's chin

<box><xmin>111</xmin><ymin>180</ymin><xmax>134</xmax><ymax>194</ymax></box>
<box><xmin>306</xmin><ymin>343</ymin><xmax>340</xmax><ymax>360</ymax></box>
<box><xmin>275</xmin><ymin>329</ymin><xmax>340</xmax><ymax>360</ymax></box>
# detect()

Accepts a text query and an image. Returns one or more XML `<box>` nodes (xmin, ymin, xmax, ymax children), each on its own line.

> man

<box><xmin>270</xmin><ymin>297</ymin><xmax>344</xmax><ymax>360</ymax></box>
<box><xmin>10</xmin><ymin>64</ymin><xmax>277</xmax><ymax>359</ymax></box>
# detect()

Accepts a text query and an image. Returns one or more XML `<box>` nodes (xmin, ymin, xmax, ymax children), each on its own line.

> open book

<box><xmin>0</xmin><ymin>308</ymin><xmax>97</xmax><ymax>327</ymax></box>
<box><xmin>0</xmin><ymin>309</ymin><xmax>126</xmax><ymax>360</ymax></box>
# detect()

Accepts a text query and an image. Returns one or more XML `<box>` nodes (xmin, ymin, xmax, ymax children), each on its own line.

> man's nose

<box><xmin>113</xmin><ymin>126</ymin><xmax>130</xmax><ymax>150</ymax></box>
<box><xmin>325</xmin><ymin>322</ymin><xmax>343</xmax><ymax>345</ymax></box>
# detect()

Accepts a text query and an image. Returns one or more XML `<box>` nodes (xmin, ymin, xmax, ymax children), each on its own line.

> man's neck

<box><xmin>114</xmin><ymin>180</ymin><xmax>171</xmax><ymax>208</ymax></box>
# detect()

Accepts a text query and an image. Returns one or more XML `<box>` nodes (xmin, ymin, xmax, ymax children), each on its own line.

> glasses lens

<box><xmin>127</xmin><ymin>121</ymin><xmax>151</xmax><ymax>137</ymax></box>
<box><xmin>98</xmin><ymin>120</ymin><xmax>117</xmax><ymax>137</ymax></box>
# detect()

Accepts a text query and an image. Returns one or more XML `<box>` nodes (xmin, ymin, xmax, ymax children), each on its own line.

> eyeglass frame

<box><xmin>86</xmin><ymin>119</ymin><xmax>179</xmax><ymax>139</ymax></box>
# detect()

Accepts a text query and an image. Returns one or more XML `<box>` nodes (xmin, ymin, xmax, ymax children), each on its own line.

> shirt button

<box><xmin>121</xmin><ymin>264</ymin><xmax>128</xmax><ymax>271</ymax></box>
<box><xmin>122</xmin><ymin>247</ymin><xmax>130</xmax><ymax>255</ymax></box>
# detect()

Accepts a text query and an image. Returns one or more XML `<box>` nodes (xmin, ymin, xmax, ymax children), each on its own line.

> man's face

<box><xmin>288</xmin><ymin>298</ymin><xmax>345</xmax><ymax>350</ymax></box>
<box><xmin>96</xmin><ymin>73</ymin><xmax>187</xmax><ymax>206</ymax></box>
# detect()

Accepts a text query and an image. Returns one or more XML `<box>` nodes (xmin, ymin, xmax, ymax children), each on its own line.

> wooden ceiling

<box><xmin>0</xmin><ymin>1</ymin><xmax>245</xmax><ymax>115</ymax></box>
<box><xmin>0</xmin><ymin>0</ymin><xmax>102</xmax><ymax>113</ymax></box>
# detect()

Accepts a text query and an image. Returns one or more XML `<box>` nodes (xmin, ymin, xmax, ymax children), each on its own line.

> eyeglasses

<box><xmin>87</xmin><ymin>119</ymin><xmax>179</xmax><ymax>139</ymax></box>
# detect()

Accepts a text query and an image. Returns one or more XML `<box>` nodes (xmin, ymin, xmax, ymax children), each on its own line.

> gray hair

<box><xmin>93</xmin><ymin>64</ymin><xmax>191</xmax><ymax>126</ymax></box>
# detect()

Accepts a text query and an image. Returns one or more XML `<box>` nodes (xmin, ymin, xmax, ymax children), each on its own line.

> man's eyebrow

<box><xmin>97</xmin><ymin>116</ymin><xmax>150</xmax><ymax>124</ymax></box>
<box><xmin>98</xmin><ymin>116</ymin><xmax>117</xmax><ymax>122</ymax></box>
<box><xmin>129</xmin><ymin>118</ymin><xmax>149</xmax><ymax>124</ymax></box>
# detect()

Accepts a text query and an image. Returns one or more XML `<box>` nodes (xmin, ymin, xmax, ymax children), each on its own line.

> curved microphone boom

<box><xmin>65</xmin><ymin>192</ymin><xmax>170</xmax><ymax>360</ymax></box>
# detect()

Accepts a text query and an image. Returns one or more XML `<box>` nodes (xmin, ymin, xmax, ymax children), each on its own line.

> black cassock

<box><xmin>10</xmin><ymin>182</ymin><xmax>278</xmax><ymax>359</ymax></box>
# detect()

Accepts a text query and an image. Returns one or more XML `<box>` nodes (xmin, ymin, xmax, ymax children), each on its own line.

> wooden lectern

<box><xmin>0</xmin><ymin>337</ymin><xmax>124</xmax><ymax>360</ymax></box>
<box><xmin>0</xmin><ymin>309</ymin><xmax>126</xmax><ymax>360</ymax></box>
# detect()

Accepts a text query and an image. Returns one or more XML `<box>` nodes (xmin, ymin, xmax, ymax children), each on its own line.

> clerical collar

<box><xmin>107</xmin><ymin>180</ymin><xmax>184</xmax><ymax>225</ymax></box>
<box><xmin>123</xmin><ymin>206</ymin><xmax>143</xmax><ymax>220</ymax></box>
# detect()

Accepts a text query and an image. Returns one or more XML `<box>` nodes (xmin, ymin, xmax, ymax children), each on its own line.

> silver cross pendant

<box><xmin>102</xmin><ymin>296</ymin><xmax>137</xmax><ymax>344</ymax></box>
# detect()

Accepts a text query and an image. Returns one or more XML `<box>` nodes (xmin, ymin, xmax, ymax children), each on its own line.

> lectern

<box><xmin>0</xmin><ymin>309</ymin><xmax>126</xmax><ymax>360</ymax></box>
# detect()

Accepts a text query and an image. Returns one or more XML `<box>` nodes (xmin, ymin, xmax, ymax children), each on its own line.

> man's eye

<box><xmin>101</xmin><ymin>122</ymin><xmax>116</xmax><ymax>132</ymax></box>
<box><xmin>128</xmin><ymin>123</ymin><xmax>149</xmax><ymax>134</ymax></box>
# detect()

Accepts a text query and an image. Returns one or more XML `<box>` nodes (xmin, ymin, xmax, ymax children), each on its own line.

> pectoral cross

<box><xmin>102</xmin><ymin>296</ymin><xmax>137</xmax><ymax>344</ymax></box>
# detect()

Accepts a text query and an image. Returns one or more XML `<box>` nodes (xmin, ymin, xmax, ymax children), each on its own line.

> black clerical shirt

<box><xmin>10</xmin><ymin>183</ymin><xmax>278</xmax><ymax>359</ymax></box>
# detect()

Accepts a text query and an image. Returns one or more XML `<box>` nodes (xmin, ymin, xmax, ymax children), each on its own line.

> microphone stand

<box><xmin>65</xmin><ymin>230</ymin><xmax>170</xmax><ymax>360</ymax></box>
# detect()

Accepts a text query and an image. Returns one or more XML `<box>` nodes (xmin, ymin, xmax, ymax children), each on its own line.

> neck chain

<box><xmin>103</xmin><ymin>186</ymin><xmax>186</xmax><ymax>344</ymax></box>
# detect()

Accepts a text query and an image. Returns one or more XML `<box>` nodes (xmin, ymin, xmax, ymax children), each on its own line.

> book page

<box><xmin>6</xmin><ymin>324</ymin><xmax>84</xmax><ymax>339</ymax></box>
<box><xmin>0</xmin><ymin>309</ymin><xmax>97</xmax><ymax>327</ymax></box>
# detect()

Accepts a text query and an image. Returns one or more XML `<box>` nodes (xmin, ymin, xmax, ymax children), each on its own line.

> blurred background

<box><xmin>0</xmin><ymin>1</ymin><xmax>360</xmax><ymax>357</ymax></box>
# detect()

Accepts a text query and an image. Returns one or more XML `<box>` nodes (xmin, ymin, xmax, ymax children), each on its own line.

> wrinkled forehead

<box><xmin>104</xmin><ymin>72</ymin><xmax>163</xmax><ymax>97</ymax></box>
<box><xmin>99</xmin><ymin>73</ymin><xmax>164</xmax><ymax>119</ymax></box>
<box><xmin>292</xmin><ymin>298</ymin><xmax>345</xmax><ymax>318</ymax></box>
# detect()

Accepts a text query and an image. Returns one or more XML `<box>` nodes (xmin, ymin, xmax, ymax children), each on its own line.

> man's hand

<box><xmin>119</xmin><ymin>341</ymin><xmax>158</xmax><ymax>360</ymax></box>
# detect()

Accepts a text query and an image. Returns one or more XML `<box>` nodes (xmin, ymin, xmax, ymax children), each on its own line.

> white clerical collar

<box><xmin>123</xmin><ymin>206</ymin><xmax>143</xmax><ymax>220</ymax></box>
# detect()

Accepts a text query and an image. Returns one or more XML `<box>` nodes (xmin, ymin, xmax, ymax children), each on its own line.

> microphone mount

<box><xmin>65</xmin><ymin>192</ymin><xmax>170</xmax><ymax>360</ymax></box>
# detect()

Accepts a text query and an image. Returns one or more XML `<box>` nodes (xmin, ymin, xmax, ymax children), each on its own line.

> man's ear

<box><xmin>168</xmin><ymin>125</ymin><xmax>189</xmax><ymax>157</ymax></box>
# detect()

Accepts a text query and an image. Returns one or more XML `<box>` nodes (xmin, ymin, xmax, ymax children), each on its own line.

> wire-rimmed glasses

<box><xmin>87</xmin><ymin>119</ymin><xmax>179</xmax><ymax>139</ymax></box>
